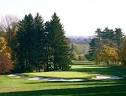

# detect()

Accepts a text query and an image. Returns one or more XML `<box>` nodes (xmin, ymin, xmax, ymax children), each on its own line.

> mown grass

<box><xmin>24</xmin><ymin>61</ymin><xmax>96</xmax><ymax>79</ymax></box>
<box><xmin>72</xmin><ymin>64</ymin><xmax>126</xmax><ymax>78</ymax></box>
<box><xmin>0</xmin><ymin>77</ymin><xmax>126</xmax><ymax>96</ymax></box>
<box><xmin>0</xmin><ymin>61</ymin><xmax>126</xmax><ymax>96</ymax></box>
<box><xmin>26</xmin><ymin>71</ymin><xmax>95</xmax><ymax>79</ymax></box>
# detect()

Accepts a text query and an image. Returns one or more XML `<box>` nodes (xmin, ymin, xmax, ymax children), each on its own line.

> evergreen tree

<box><xmin>48</xmin><ymin>13</ymin><xmax>71</xmax><ymax>70</ymax></box>
<box><xmin>85</xmin><ymin>38</ymin><xmax>99</xmax><ymax>61</ymax></box>
<box><xmin>44</xmin><ymin>21</ymin><xmax>53</xmax><ymax>71</ymax></box>
<box><xmin>33</xmin><ymin>13</ymin><xmax>46</xmax><ymax>71</ymax></box>
<box><xmin>95</xmin><ymin>28</ymin><xmax>102</xmax><ymax>40</ymax></box>
<box><xmin>14</xmin><ymin>13</ymin><xmax>71</xmax><ymax>72</ymax></box>
<box><xmin>86</xmin><ymin>27</ymin><xmax>123</xmax><ymax>64</ymax></box>
<box><xmin>102</xmin><ymin>27</ymin><xmax>114</xmax><ymax>40</ymax></box>
<box><xmin>114</xmin><ymin>28</ymin><xmax>123</xmax><ymax>49</ymax></box>
<box><xmin>16</xmin><ymin>14</ymin><xmax>35</xmax><ymax>72</ymax></box>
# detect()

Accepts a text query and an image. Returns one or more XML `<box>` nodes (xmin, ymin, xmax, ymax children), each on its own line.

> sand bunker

<box><xmin>28</xmin><ymin>77</ymin><xmax>84</xmax><ymax>81</ymax></box>
<box><xmin>7</xmin><ymin>74</ymin><xmax>124</xmax><ymax>81</ymax></box>
<box><xmin>92</xmin><ymin>75</ymin><xmax>123</xmax><ymax>80</ymax></box>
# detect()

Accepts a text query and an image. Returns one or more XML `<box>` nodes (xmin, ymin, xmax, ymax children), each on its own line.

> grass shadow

<box><xmin>72</xmin><ymin>65</ymin><xmax>126</xmax><ymax>77</ymax></box>
<box><xmin>1</xmin><ymin>81</ymin><xmax>126</xmax><ymax>96</ymax></box>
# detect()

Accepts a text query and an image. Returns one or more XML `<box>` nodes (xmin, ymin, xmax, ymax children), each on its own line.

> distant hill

<box><xmin>67</xmin><ymin>36</ymin><xmax>93</xmax><ymax>44</ymax></box>
<box><xmin>67</xmin><ymin>36</ymin><xmax>93</xmax><ymax>60</ymax></box>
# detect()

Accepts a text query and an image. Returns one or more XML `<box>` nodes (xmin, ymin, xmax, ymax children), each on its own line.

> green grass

<box><xmin>71</xmin><ymin>64</ymin><xmax>126</xmax><ymax>78</ymax></box>
<box><xmin>0</xmin><ymin>61</ymin><xmax>126</xmax><ymax>96</ymax></box>
<box><xmin>0</xmin><ymin>77</ymin><xmax>126</xmax><ymax>96</ymax></box>
<box><xmin>26</xmin><ymin>71</ymin><xmax>95</xmax><ymax>79</ymax></box>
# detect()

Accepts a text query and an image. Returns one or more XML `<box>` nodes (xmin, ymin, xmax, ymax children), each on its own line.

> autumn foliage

<box><xmin>0</xmin><ymin>37</ymin><xmax>13</xmax><ymax>74</ymax></box>
<box><xmin>120</xmin><ymin>37</ymin><xmax>126</xmax><ymax>66</ymax></box>
<box><xmin>96</xmin><ymin>45</ymin><xmax>119</xmax><ymax>65</ymax></box>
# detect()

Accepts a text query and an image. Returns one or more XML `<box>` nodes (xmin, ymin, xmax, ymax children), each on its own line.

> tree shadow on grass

<box><xmin>72</xmin><ymin>66</ymin><xmax>126</xmax><ymax>77</ymax></box>
<box><xmin>24</xmin><ymin>79</ymin><xmax>126</xmax><ymax>86</ymax></box>
<box><xmin>1</xmin><ymin>81</ymin><xmax>126</xmax><ymax>96</ymax></box>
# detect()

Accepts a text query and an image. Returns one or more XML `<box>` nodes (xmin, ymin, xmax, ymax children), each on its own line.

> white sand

<box><xmin>7</xmin><ymin>74</ymin><xmax>21</xmax><ymax>78</ymax></box>
<box><xmin>92</xmin><ymin>75</ymin><xmax>123</xmax><ymax>80</ymax></box>
<box><xmin>28</xmin><ymin>77</ymin><xmax>84</xmax><ymax>81</ymax></box>
<box><xmin>8</xmin><ymin>74</ymin><xmax>124</xmax><ymax>81</ymax></box>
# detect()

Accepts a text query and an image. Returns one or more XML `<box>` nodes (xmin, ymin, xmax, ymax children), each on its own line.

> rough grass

<box><xmin>0</xmin><ymin>61</ymin><xmax>126</xmax><ymax>96</ymax></box>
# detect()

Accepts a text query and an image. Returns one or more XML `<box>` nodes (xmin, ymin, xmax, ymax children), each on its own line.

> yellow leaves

<box><xmin>0</xmin><ymin>37</ymin><xmax>13</xmax><ymax>74</ymax></box>
<box><xmin>96</xmin><ymin>44</ymin><xmax>119</xmax><ymax>64</ymax></box>
<box><xmin>120</xmin><ymin>37</ymin><xmax>126</xmax><ymax>65</ymax></box>
<box><xmin>102</xmin><ymin>45</ymin><xmax>118</xmax><ymax>57</ymax></box>
<box><xmin>0</xmin><ymin>37</ymin><xmax>11</xmax><ymax>59</ymax></box>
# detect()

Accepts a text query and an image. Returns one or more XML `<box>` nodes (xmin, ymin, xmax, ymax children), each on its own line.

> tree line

<box><xmin>85</xmin><ymin>27</ymin><xmax>126</xmax><ymax>65</ymax></box>
<box><xmin>0</xmin><ymin>13</ymin><xmax>71</xmax><ymax>74</ymax></box>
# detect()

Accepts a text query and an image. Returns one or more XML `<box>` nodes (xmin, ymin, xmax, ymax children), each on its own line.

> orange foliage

<box><xmin>0</xmin><ymin>37</ymin><xmax>13</xmax><ymax>74</ymax></box>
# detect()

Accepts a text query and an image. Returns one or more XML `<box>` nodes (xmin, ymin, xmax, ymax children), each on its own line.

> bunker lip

<box><xmin>28</xmin><ymin>77</ymin><xmax>85</xmax><ymax>82</ymax></box>
<box><xmin>92</xmin><ymin>75</ymin><xmax>124</xmax><ymax>80</ymax></box>
<box><xmin>8</xmin><ymin>74</ymin><xmax>124</xmax><ymax>82</ymax></box>
<box><xmin>28</xmin><ymin>75</ymin><xmax>124</xmax><ymax>82</ymax></box>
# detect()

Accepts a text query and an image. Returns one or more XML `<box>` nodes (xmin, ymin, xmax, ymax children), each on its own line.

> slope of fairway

<box><xmin>0</xmin><ymin>75</ymin><xmax>126</xmax><ymax>96</ymax></box>
<box><xmin>1</xmin><ymin>61</ymin><xmax>126</xmax><ymax>96</ymax></box>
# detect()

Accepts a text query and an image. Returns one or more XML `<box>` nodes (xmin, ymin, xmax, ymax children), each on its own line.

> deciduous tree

<box><xmin>0</xmin><ymin>37</ymin><xmax>13</xmax><ymax>74</ymax></box>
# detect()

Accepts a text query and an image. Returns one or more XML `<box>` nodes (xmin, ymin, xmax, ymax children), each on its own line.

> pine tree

<box><xmin>44</xmin><ymin>21</ymin><xmax>53</xmax><ymax>71</ymax></box>
<box><xmin>114</xmin><ymin>28</ymin><xmax>123</xmax><ymax>49</ymax></box>
<box><xmin>85</xmin><ymin>38</ymin><xmax>99</xmax><ymax>61</ymax></box>
<box><xmin>33</xmin><ymin>13</ymin><xmax>45</xmax><ymax>71</ymax></box>
<box><xmin>86</xmin><ymin>27</ymin><xmax>123</xmax><ymax>65</ymax></box>
<box><xmin>16</xmin><ymin>14</ymin><xmax>35</xmax><ymax>72</ymax></box>
<box><xmin>49</xmin><ymin>13</ymin><xmax>71</xmax><ymax>70</ymax></box>
<box><xmin>15</xmin><ymin>13</ymin><xmax>71</xmax><ymax>72</ymax></box>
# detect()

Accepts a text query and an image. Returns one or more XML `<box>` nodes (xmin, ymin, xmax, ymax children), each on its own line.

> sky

<box><xmin>0</xmin><ymin>0</ymin><xmax>126</xmax><ymax>36</ymax></box>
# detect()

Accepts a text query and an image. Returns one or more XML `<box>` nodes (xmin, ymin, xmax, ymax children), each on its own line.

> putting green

<box><xmin>25</xmin><ymin>71</ymin><xmax>96</xmax><ymax>79</ymax></box>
